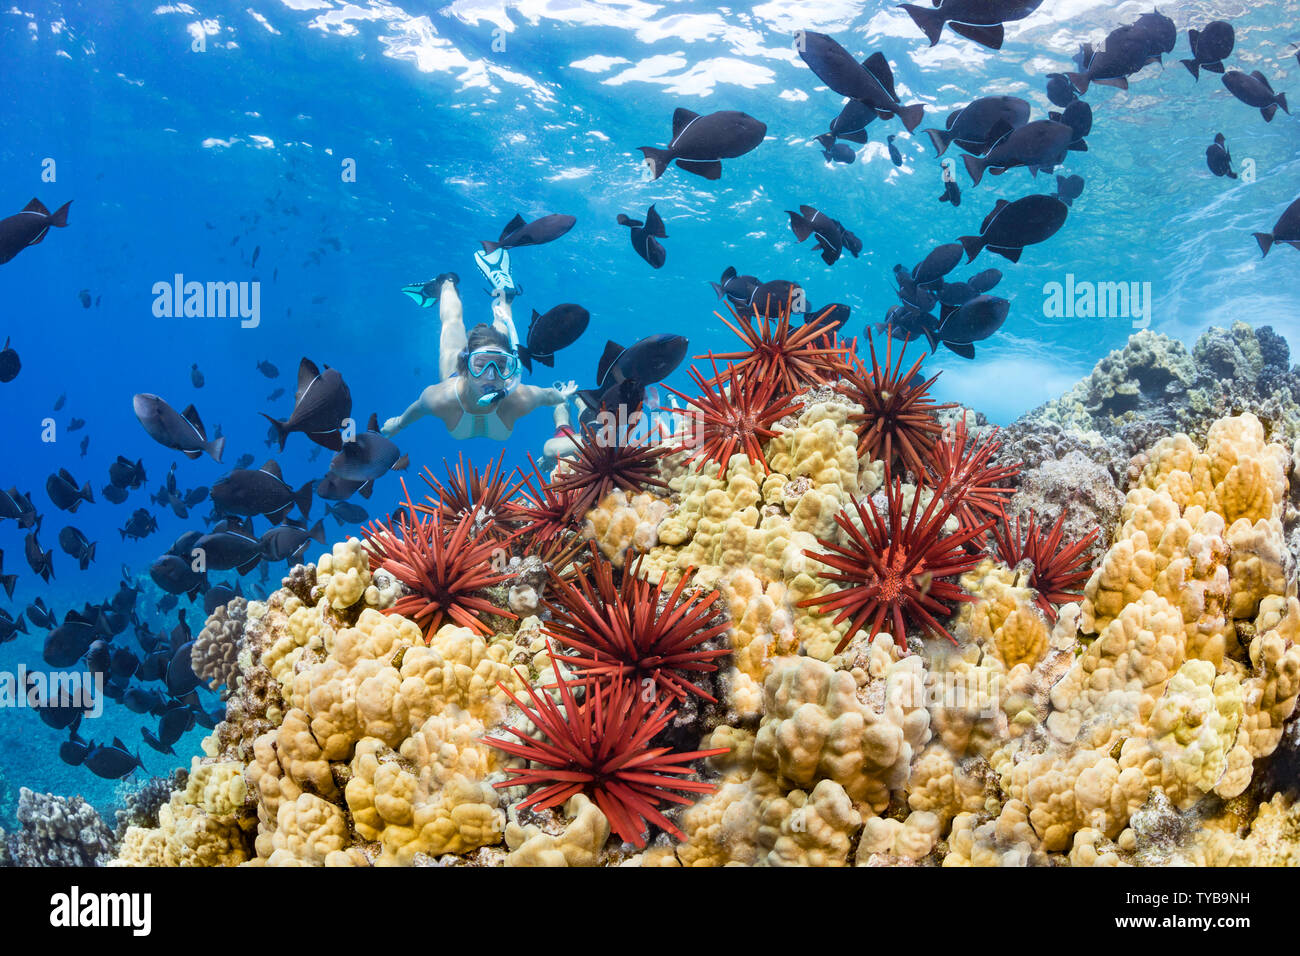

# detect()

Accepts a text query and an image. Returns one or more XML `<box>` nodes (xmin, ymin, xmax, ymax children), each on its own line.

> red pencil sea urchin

<box><xmin>839</xmin><ymin>328</ymin><xmax>955</xmax><ymax>481</ymax></box>
<box><xmin>484</xmin><ymin>670</ymin><xmax>728</xmax><ymax>847</ymax></box>
<box><xmin>706</xmin><ymin>298</ymin><xmax>850</xmax><ymax>395</ymax></box>
<box><xmin>991</xmin><ymin>511</ymin><xmax>1098</xmax><ymax>623</ymax></box>
<box><xmin>503</xmin><ymin>453</ymin><xmax>581</xmax><ymax>542</ymax></box>
<box><xmin>544</xmin><ymin>545</ymin><xmax>731</xmax><ymax>703</ymax></box>
<box><xmin>416</xmin><ymin>452</ymin><xmax>518</xmax><ymax>539</ymax></box>
<box><xmin>547</xmin><ymin>422</ymin><xmax>669</xmax><ymax>524</ymax></box>
<box><xmin>362</xmin><ymin>481</ymin><xmax>516</xmax><ymax>640</ymax></box>
<box><xmin>662</xmin><ymin>358</ymin><xmax>800</xmax><ymax>478</ymax></box>
<box><xmin>928</xmin><ymin>418</ymin><xmax>1020</xmax><ymax>536</ymax></box>
<box><xmin>799</xmin><ymin>474</ymin><xmax>992</xmax><ymax>652</ymax></box>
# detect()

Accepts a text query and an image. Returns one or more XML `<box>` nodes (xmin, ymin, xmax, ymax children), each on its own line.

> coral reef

<box><xmin>105</xmin><ymin>323</ymin><xmax>1300</xmax><ymax>867</ymax></box>
<box><xmin>5</xmin><ymin>788</ymin><xmax>116</xmax><ymax>867</ymax></box>
<box><xmin>193</xmin><ymin>596</ymin><xmax>248</xmax><ymax>697</ymax></box>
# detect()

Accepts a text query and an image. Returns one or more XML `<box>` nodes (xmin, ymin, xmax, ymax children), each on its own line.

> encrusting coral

<box><xmin>111</xmin><ymin>323</ymin><xmax>1300</xmax><ymax>867</ymax></box>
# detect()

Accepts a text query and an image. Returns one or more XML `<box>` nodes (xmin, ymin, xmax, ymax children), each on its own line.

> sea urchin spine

<box><xmin>485</xmin><ymin>668</ymin><xmax>728</xmax><ymax>848</ymax></box>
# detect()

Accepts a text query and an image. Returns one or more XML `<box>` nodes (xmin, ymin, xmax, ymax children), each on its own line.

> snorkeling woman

<box><xmin>382</xmin><ymin>253</ymin><xmax>575</xmax><ymax>440</ymax></box>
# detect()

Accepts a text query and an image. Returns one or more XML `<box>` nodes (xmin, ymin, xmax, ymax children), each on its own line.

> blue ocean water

<box><xmin>0</xmin><ymin>0</ymin><xmax>1298</xmax><ymax>817</ymax></box>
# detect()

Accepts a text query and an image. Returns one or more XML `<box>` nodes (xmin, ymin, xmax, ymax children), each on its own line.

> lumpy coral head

<box><xmin>362</xmin><ymin>480</ymin><xmax>516</xmax><ymax>639</ymax></box>
<box><xmin>543</xmin><ymin>545</ymin><xmax>732</xmax><ymax>702</ymax></box>
<box><xmin>800</xmin><ymin>474</ymin><xmax>992</xmax><ymax>652</ymax></box>
<box><xmin>485</xmin><ymin>668</ymin><xmax>728</xmax><ymax>848</ymax></box>
<box><xmin>840</xmin><ymin>327</ymin><xmax>954</xmax><ymax>482</ymax></box>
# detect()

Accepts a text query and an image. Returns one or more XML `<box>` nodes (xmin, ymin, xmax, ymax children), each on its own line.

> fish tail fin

<box><xmin>0</xmin><ymin>574</ymin><xmax>14</xmax><ymax>600</ymax></box>
<box><xmin>50</xmin><ymin>201</ymin><xmax>71</xmax><ymax>227</ymax></box>
<box><xmin>897</xmin><ymin>103</ymin><xmax>925</xmax><ymax>133</ymax></box>
<box><xmin>958</xmin><ymin>235</ymin><xmax>983</xmax><ymax>263</ymax></box>
<box><xmin>1278</xmin><ymin>92</ymin><xmax>1289</xmax><ymax>114</ymax></box>
<box><xmin>924</xmin><ymin>127</ymin><xmax>950</xmax><ymax>156</ymax></box>
<box><xmin>709</xmin><ymin>282</ymin><xmax>725</xmax><ymax>299</ymax></box>
<box><xmin>259</xmin><ymin>413</ymin><xmax>288</xmax><ymax>451</ymax></box>
<box><xmin>80</xmin><ymin>482</ymin><xmax>94</xmax><ymax>503</ymax></box>
<box><xmin>638</xmin><ymin>147</ymin><xmax>671</xmax><ymax>180</ymax></box>
<box><xmin>1254</xmin><ymin>232</ymin><xmax>1274</xmax><ymax>257</ymax></box>
<box><xmin>787</xmin><ymin>211</ymin><xmax>813</xmax><ymax>242</ymax></box>
<box><xmin>1204</xmin><ymin>61</ymin><xmax>1225</xmax><ymax>74</ymax></box>
<box><xmin>87</xmin><ymin>542</ymin><xmax>96</xmax><ymax>566</ymax></box>
<box><xmin>295</xmin><ymin>481</ymin><xmax>314</xmax><ymax>520</ymax></box>
<box><xmin>962</xmin><ymin>153</ymin><xmax>985</xmax><ymax>186</ymax></box>
<box><xmin>1065</xmin><ymin>72</ymin><xmax>1089</xmax><ymax>94</ymax></box>
<box><xmin>1181</xmin><ymin>58</ymin><xmax>1199</xmax><ymax>79</ymax></box>
<box><xmin>899</xmin><ymin>3</ymin><xmax>945</xmax><ymax>46</ymax></box>
<box><xmin>535</xmin><ymin>352</ymin><xmax>555</xmax><ymax>368</ymax></box>
<box><xmin>309</xmin><ymin>519</ymin><xmax>326</xmax><ymax>544</ymax></box>
<box><xmin>206</xmin><ymin>434</ymin><xmax>226</xmax><ymax>463</ymax></box>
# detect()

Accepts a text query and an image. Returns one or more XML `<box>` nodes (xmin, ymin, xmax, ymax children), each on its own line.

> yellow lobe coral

<box><xmin>504</xmin><ymin>795</ymin><xmax>610</xmax><ymax>867</ymax></box>
<box><xmin>752</xmin><ymin>655</ymin><xmax>913</xmax><ymax>810</ymax></box>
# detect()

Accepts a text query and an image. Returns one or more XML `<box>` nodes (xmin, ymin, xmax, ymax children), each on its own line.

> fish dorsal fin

<box><xmin>500</xmin><ymin>213</ymin><xmax>527</xmax><ymax>241</ymax></box>
<box><xmin>1251</xmin><ymin>70</ymin><xmax>1271</xmax><ymax>90</ymax></box>
<box><xmin>644</xmin><ymin>204</ymin><xmax>667</xmax><ymax>238</ymax></box>
<box><xmin>981</xmin><ymin>199</ymin><xmax>1010</xmax><ymax>234</ymax></box>
<box><xmin>180</xmin><ymin>405</ymin><xmax>206</xmax><ymax>440</ymax></box>
<box><xmin>863</xmin><ymin>52</ymin><xmax>897</xmax><ymax>99</ymax></box>
<box><xmin>945</xmin><ymin>108</ymin><xmax>959</xmax><ymax>130</ymax></box>
<box><xmin>529</xmin><ymin>308</ymin><xmax>541</xmax><ymax>330</ymax></box>
<box><xmin>112</xmin><ymin>736</ymin><xmax>128</xmax><ymax>751</ymax></box>
<box><xmin>597</xmin><ymin>340</ymin><xmax>625</xmax><ymax>386</ymax></box>
<box><xmin>671</xmin><ymin>108</ymin><xmax>701</xmax><ymax>141</ymax></box>
<box><xmin>1214</xmin><ymin>132</ymin><xmax>1225</xmax><ymax>145</ymax></box>
<box><xmin>260</xmin><ymin>460</ymin><xmax>283</xmax><ymax>481</ymax></box>
<box><xmin>296</xmin><ymin>357</ymin><xmax>321</xmax><ymax>402</ymax></box>
<box><xmin>722</xmin><ymin>265</ymin><xmax>736</xmax><ymax>282</ymax></box>
<box><xmin>366</xmin><ymin>413</ymin><xmax>379</xmax><ymax>433</ymax></box>
<box><xmin>22</xmin><ymin>198</ymin><xmax>49</xmax><ymax>215</ymax></box>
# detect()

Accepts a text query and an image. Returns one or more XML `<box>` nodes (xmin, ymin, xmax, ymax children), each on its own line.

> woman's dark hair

<box><xmin>457</xmin><ymin>323</ymin><xmax>513</xmax><ymax>374</ymax></box>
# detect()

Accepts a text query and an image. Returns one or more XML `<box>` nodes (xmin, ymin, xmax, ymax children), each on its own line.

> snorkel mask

<box><xmin>466</xmin><ymin>347</ymin><xmax>520</xmax><ymax>406</ymax></box>
<box><xmin>467</xmin><ymin>348</ymin><xmax>520</xmax><ymax>380</ymax></box>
